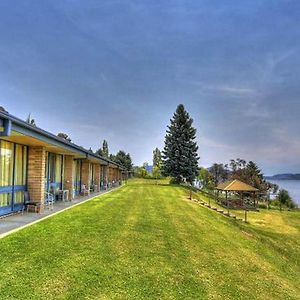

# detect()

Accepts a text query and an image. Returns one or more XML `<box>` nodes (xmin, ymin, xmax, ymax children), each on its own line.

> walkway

<box><xmin>190</xmin><ymin>197</ymin><xmax>245</xmax><ymax>222</ymax></box>
<box><xmin>0</xmin><ymin>185</ymin><xmax>122</xmax><ymax>239</ymax></box>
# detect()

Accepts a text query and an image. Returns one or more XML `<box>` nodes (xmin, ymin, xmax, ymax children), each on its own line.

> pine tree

<box><xmin>96</xmin><ymin>140</ymin><xmax>109</xmax><ymax>158</ymax></box>
<box><xmin>102</xmin><ymin>140</ymin><xmax>109</xmax><ymax>158</ymax></box>
<box><xmin>57</xmin><ymin>132</ymin><xmax>72</xmax><ymax>142</ymax></box>
<box><xmin>26</xmin><ymin>113</ymin><xmax>36</xmax><ymax>126</ymax></box>
<box><xmin>111</xmin><ymin>150</ymin><xmax>133</xmax><ymax>171</ymax></box>
<box><xmin>162</xmin><ymin>104</ymin><xmax>199</xmax><ymax>184</ymax></box>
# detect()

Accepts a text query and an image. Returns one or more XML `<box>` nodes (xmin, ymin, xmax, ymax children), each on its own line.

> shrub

<box><xmin>169</xmin><ymin>177</ymin><xmax>181</xmax><ymax>185</ymax></box>
<box><xmin>258</xmin><ymin>203</ymin><xmax>267</xmax><ymax>209</ymax></box>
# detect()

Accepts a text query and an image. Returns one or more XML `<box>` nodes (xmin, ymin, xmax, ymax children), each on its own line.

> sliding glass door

<box><xmin>0</xmin><ymin>141</ymin><xmax>27</xmax><ymax>215</ymax></box>
<box><xmin>73</xmin><ymin>160</ymin><xmax>82</xmax><ymax>196</ymax></box>
<box><xmin>45</xmin><ymin>152</ymin><xmax>63</xmax><ymax>196</ymax></box>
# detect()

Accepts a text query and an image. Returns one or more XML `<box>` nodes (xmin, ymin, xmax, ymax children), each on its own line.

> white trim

<box><xmin>0</xmin><ymin>185</ymin><xmax>122</xmax><ymax>239</ymax></box>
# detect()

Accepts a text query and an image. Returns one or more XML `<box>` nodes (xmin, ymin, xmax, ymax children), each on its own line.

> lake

<box><xmin>270</xmin><ymin>180</ymin><xmax>300</xmax><ymax>206</ymax></box>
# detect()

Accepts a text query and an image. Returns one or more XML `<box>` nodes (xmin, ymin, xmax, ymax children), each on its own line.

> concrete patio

<box><xmin>0</xmin><ymin>186</ymin><xmax>121</xmax><ymax>239</ymax></box>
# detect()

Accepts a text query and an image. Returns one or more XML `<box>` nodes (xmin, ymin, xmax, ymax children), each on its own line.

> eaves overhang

<box><xmin>0</xmin><ymin>111</ymin><xmax>124</xmax><ymax>169</ymax></box>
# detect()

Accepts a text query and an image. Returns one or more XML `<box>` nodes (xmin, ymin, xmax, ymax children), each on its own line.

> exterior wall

<box><xmin>81</xmin><ymin>160</ymin><xmax>90</xmax><ymax>190</ymax></box>
<box><xmin>63</xmin><ymin>155</ymin><xmax>74</xmax><ymax>200</ymax></box>
<box><xmin>94</xmin><ymin>164</ymin><xmax>101</xmax><ymax>190</ymax></box>
<box><xmin>108</xmin><ymin>167</ymin><xmax>113</xmax><ymax>183</ymax></box>
<box><xmin>27</xmin><ymin>146</ymin><xmax>46</xmax><ymax>209</ymax></box>
<box><xmin>102</xmin><ymin>165</ymin><xmax>108</xmax><ymax>189</ymax></box>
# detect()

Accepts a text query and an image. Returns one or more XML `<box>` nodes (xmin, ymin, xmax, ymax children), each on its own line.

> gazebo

<box><xmin>215</xmin><ymin>179</ymin><xmax>259</xmax><ymax>210</ymax></box>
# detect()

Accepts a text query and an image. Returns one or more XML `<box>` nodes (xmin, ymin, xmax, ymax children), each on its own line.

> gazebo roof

<box><xmin>216</xmin><ymin>179</ymin><xmax>259</xmax><ymax>192</ymax></box>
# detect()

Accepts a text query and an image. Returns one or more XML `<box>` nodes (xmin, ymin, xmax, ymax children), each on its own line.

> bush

<box><xmin>276</xmin><ymin>189</ymin><xmax>297</xmax><ymax>210</ymax></box>
<box><xmin>169</xmin><ymin>177</ymin><xmax>180</xmax><ymax>185</ymax></box>
<box><xmin>258</xmin><ymin>203</ymin><xmax>267</xmax><ymax>209</ymax></box>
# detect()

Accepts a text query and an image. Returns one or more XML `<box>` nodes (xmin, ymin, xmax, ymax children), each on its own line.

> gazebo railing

<box><xmin>217</xmin><ymin>197</ymin><xmax>257</xmax><ymax>210</ymax></box>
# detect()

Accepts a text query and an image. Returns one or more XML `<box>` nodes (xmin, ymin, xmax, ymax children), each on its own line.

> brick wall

<box><xmin>94</xmin><ymin>164</ymin><xmax>101</xmax><ymax>190</ymax></box>
<box><xmin>27</xmin><ymin>146</ymin><xmax>46</xmax><ymax>207</ymax></box>
<box><xmin>81</xmin><ymin>160</ymin><xmax>90</xmax><ymax>190</ymax></box>
<box><xmin>64</xmin><ymin>155</ymin><xmax>74</xmax><ymax>200</ymax></box>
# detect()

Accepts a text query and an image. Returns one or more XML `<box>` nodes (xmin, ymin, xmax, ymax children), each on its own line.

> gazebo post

<box><xmin>226</xmin><ymin>191</ymin><xmax>229</xmax><ymax>215</ymax></box>
<box><xmin>215</xmin><ymin>179</ymin><xmax>258</xmax><ymax>217</ymax></box>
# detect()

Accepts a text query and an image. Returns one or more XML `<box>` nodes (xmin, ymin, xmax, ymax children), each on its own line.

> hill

<box><xmin>0</xmin><ymin>179</ymin><xmax>299</xmax><ymax>299</ymax></box>
<box><xmin>265</xmin><ymin>173</ymin><xmax>300</xmax><ymax>180</ymax></box>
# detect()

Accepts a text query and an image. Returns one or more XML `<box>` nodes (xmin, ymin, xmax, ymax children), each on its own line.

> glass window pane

<box><xmin>14</xmin><ymin>191</ymin><xmax>24</xmax><ymax>204</ymax></box>
<box><xmin>0</xmin><ymin>193</ymin><xmax>12</xmax><ymax>207</ymax></box>
<box><xmin>14</xmin><ymin>145</ymin><xmax>24</xmax><ymax>186</ymax></box>
<box><xmin>0</xmin><ymin>141</ymin><xmax>14</xmax><ymax>187</ymax></box>
<box><xmin>55</xmin><ymin>155</ymin><xmax>62</xmax><ymax>183</ymax></box>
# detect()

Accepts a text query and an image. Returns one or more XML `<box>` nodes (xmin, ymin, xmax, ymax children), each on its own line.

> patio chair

<box><xmin>93</xmin><ymin>184</ymin><xmax>98</xmax><ymax>193</ymax></box>
<box><xmin>81</xmin><ymin>184</ymin><xmax>90</xmax><ymax>196</ymax></box>
<box><xmin>23</xmin><ymin>191</ymin><xmax>42</xmax><ymax>214</ymax></box>
<box><xmin>44</xmin><ymin>192</ymin><xmax>55</xmax><ymax>210</ymax></box>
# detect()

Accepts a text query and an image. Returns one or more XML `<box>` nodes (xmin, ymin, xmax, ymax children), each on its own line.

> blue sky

<box><xmin>1</xmin><ymin>0</ymin><xmax>300</xmax><ymax>174</ymax></box>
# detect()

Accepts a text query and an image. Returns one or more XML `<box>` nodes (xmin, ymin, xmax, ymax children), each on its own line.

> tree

<box><xmin>162</xmin><ymin>104</ymin><xmax>199</xmax><ymax>184</ymax></box>
<box><xmin>153</xmin><ymin>148</ymin><xmax>162</xmax><ymax>168</ymax></box>
<box><xmin>112</xmin><ymin>150</ymin><xmax>133</xmax><ymax>171</ymax></box>
<box><xmin>244</xmin><ymin>161</ymin><xmax>264</xmax><ymax>189</ymax></box>
<box><xmin>229</xmin><ymin>159</ymin><xmax>272</xmax><ymax>193</ymax></box>
<box><xmin>102</xmin><ymin>140</ymin><xmax>109</xmax><ymax>158</ymax></box>
<box><xmin>209</xmin><ymin>163</ymin><xmax>228</xmax><ymax>186</ymax></box>
<box><xmin>198</xmin><ymin>167</ymin><xmax>214</xmax><ymax>190</ymax></box>
<box><xmin>133</xmin><ymin>166</ymin><xmax>148</xmax><ymax>178</ymax></box>
<box><xmin>57</xmin><ymin>132</ymin><xmax>72</xmax><ymax>142</ymax></box>
<box><xmin>96</xmin><ymin>140</ymin><xmax>109</xmax><ymax>158</ymax></box>
<box><xmin>26</xmin><ymin>113</ymin><xmax>36</xmax><ymax>126</ymax></box>
<box><xmin>152</xmin><ymin>166</ymin><xmax>162</xmax><ymax>180</ymax></box>
<box><xmin>276</xmin><ymin>189</ymin><xmax>292</xmax><ymax>211</ymax></box>
<box><xmin>0</xmin><ymin>106</ymin><xmax>7</xmax><ymax>113</ymax></box>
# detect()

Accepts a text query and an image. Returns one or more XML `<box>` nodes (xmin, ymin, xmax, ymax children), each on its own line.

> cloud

<box><xmin>1</xmin><ymin>0</ymin><xmax>300</xmax><ymax>173</ymax></box>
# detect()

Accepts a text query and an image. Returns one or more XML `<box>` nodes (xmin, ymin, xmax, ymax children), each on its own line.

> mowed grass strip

<box><xmin>0</xmin><ymin>179</ymin><xmax>299</xmax><ymax>299</ymax></box>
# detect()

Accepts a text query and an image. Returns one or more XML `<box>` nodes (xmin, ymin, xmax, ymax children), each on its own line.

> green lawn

<box><xmin>0</xmin><ymin>179</ymin><xmax>299</xmax><ymax>299</ymax></box>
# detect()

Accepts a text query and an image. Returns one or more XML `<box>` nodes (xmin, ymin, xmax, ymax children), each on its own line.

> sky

<box><xmin>0</xmin><ymin>0</ymin><xmax>300</xmax><ymax>175</ymax></box>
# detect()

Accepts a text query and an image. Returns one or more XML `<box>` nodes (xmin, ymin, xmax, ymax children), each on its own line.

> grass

<box><xmin>0</xmin><ymin>179</ymin><xmax>299</xmax><ymax>299</ymax></box>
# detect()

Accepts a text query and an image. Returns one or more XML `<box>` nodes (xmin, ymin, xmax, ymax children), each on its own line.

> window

<box><xmin>0</xmin><ymin>141</ymin><xmax>28</xmax><ymax>213</ymax></box>
<box><xmin>73</xmin><ymin>160</ymin><xmax>82</xmax><ymax>195</ymax></box>
<box><xmin>45</xmin><ymin>152</ymin><xmax>64</xmax><ymax>194</ymax></box>
<box><xmin>0</xmin><ymin>141</ymin><xmax>13</xmax><ymax>187</ymax></box>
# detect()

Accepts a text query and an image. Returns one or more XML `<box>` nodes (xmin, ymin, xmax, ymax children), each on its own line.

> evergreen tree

<box><xmin>26</xmin><ymin>113</ymin><xmax>36</xmax><ymax>126</ymax></box>
<box><xmin>96</xmin><ymin>140</ymin><xmax>109</xmax><ymax>158</ymax></box>
<box><xmin>0</xmin><ymin>106</ymin><xmax>7</xmax><ymax>112</ymax></box>
<box><xmin>57</xmin><ymin>132</ymin><xmax>72</xmax><ymax>142</ymax></box>
<box><xmin>112</xmin><ymin>150</ymin><xmax>133</xmax><ymax>171</ymax></box>
<box><xmin>102</xmin><ymin>140</ymin><xmax>109</xmax><ymax>158</ymax></box>
<box><xmin>209</xmin><ymin>163</ymin><xmax>228</xmax><ymax>185</ymax></box>
<box><xmin>153</xmin><ymin>148</ymin><xmax>162</xmax><ymax>168</ymax></box>
<box><xmin>162</xmin><ymin>104</ymin><xmax>199</xmax><ymax>184</ymax></box>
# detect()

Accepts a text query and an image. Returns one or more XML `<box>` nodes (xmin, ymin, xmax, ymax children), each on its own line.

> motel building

<box><xmin>0</xmin><ymin>110</ymin><xmax>126</xmax><ymax>217</ymax></box>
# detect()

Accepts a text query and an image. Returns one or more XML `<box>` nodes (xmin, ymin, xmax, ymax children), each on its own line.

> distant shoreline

<box><xmin>265</xmin><ymin>178</ymin><xmax>300</xmax><ymax>181</ymax></box>
<box><xmin>264</xmin><ymin>174</ymin><xmax>300</xmax><ymax>181</ymax></box>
